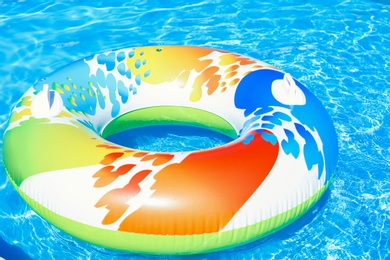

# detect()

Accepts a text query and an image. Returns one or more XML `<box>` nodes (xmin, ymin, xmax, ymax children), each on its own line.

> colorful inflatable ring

<box><xmin>3</xmin><ymin>46</ymin><xmax>338</xmax><ymax>255</ymax></box>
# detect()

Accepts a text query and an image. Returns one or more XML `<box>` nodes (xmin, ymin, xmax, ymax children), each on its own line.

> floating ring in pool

<box><xmin>3</xmin><ymin>46</ymin><xmax>338</xmax><ymax>255</ymax></box>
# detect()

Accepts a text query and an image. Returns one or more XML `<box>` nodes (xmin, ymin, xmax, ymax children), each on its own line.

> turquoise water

<box><xmin>1</xmin><ymin>0</ymin><xmax>389</xmax><ymax>259</ymax></box>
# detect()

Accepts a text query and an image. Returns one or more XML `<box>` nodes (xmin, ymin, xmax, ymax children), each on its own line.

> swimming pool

<box><xmin>0</xmin><ymin>0</ymin><xmax>389</xmax><ymax>259</ymax></box>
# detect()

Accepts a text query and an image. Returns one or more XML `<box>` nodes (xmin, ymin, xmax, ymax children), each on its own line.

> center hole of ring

<box><xmin>105</xmin><ymin>124</ymin><xmax>234</xmax><ymax>152</ymax></box>
<box><xmin>101</xmin><ymin>106</ymin><xmax>238</xmax><ymax>153</ymax></box>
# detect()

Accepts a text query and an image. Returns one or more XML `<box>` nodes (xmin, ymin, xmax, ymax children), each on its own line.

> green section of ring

<box><xmin>101</xmin><ymin>106</ymin><xmax>238</xmax><ymax>139</ymax></box>
<box><xmin>2</xmin><ymin>119</ymin><xmax>134</xmax><ymax>186</ymax></box>
<box><xmin>7</xmin><ymin>168</ymin><xmax>332</xmax><ymax>255</ymax></box>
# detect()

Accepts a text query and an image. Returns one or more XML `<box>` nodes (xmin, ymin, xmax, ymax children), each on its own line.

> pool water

<box><xmin>106</xmin><ymin>125</ymin><xmax>234</xmax><ymax>152</ymax></box>
<box><xmin>0</xmin><ymin>0</ymin><xmax>389</xmax><ymax>259</ymax></box>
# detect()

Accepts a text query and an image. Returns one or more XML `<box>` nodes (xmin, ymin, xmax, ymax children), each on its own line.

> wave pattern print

<box><xmin>235</xmin><ymin>69</ymin><xmax>337</xmax><ymax>182</ymax></box>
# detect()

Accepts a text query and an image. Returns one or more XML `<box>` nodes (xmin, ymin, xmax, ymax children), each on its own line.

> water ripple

<box><xmin>0</xmin><ymin>0</ymin><xmax>389</xmax><ymax>259</ymax></box>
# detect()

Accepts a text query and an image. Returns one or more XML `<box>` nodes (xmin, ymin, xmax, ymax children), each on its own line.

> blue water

<box><xmin>106</xmin><ymin>125</ymin><xmax>234</xmax><ymax>152</ymax></box>
<box><xmin>0</xmin><ymin>0</ymin><xmax>389</xmax><ymax>259</ymax></box>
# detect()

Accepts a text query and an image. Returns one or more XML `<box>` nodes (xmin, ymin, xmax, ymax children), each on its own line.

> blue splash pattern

<box><xmin>127</xmin><ymin>50</ymin><xmax>152</xmax><ymax>87</ymax></box>
<box><xmin>295</xmin><ymin>123</ymin><xmax>324</xmax><ymax>174</ymax></box>
<box><xmin>281</xmin><ymin>129</ymin><xmax>300</xmax><ymax>159</ymax></box>
<box><xmin>235</xmin><ymin>69</ymin><xmax>338</xmax><ymax>181</ymax></box>
<box><xmin>255</xmin><ymin>129</ymin><xmax>278</xmax><ymax>145</ymax></box>
<box><xmin>97</xmin><ymin>52</ymin><xmax>116</xmax><ymax>71</ymax></box>
<box><xmin>105</xmin><ymin>73</ymin><xmax>120</xmax><ymax>117</ymax></box>
<box><xmin>33</xmin><ymin>50</ymin><xmax>139</xmax><ymax>119</ymax></box>
<box><xmin>262</xmin><ymin>112</ymin><xmax>291</xmax><ymax>126</ymax></box>
<box><xmin>242</xmin><ymin>134</ymin><xmax>254</xmax><ymax>145</ymax></box>
<box><xmin>34</xmin><ymin>60</ymin><xmax>100</xmax><ymax>116</ymax></box>
<box><xmin>117</xmin><ymin>52</ymin><xmax>126</xmax><ymax>62</ymax></box>
<box><xmin>90</xmin><ymin>50</ymin><xmax>137</xmax><ymax>117</ymax></box>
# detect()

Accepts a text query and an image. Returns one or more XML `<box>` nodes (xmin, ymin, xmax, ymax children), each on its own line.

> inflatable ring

<box><xmin>3</xmin><ymin>46</ymin><xmax>338</xmax><ymax>255</ymax></box>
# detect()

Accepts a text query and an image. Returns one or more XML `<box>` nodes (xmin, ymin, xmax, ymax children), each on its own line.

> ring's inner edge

<box><xmin>101</xmin><ymin>106</ymin><xmax>238</xmax><ymax>150</ymax></box>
